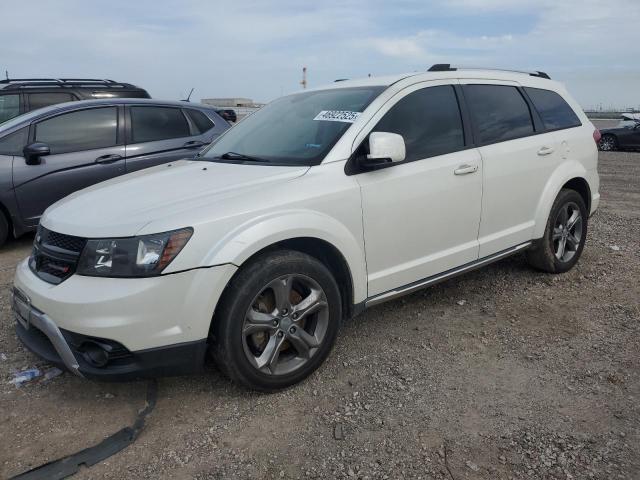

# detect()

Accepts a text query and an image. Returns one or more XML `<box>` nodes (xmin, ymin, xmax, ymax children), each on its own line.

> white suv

<box><xmin>13</xmin><ymin>66</ymin><xmax>600</xmax><ymax>391</ymax></box>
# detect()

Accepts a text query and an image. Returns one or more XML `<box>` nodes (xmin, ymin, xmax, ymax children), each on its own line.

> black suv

<box><xmin>0</xmin><ymin>78</ymin><xmax>150</xmax><ymax>123</ymax></box>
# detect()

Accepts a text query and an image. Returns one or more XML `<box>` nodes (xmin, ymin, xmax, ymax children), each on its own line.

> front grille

<box><xmin>29</xmin><ymin>227</ymin><xmax>87</xmax><ymax>284</ymax></box>
<box><xmin>45</xmin><ymin>230</ymin><xmax>86</xmax><ymax>253</ymax></box>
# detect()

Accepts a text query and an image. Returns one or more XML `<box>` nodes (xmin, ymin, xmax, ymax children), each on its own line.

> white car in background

<box><xmin>13</xmin><ymin>65</ymin><xmax>600</xmax><ymax>391</ymax></box>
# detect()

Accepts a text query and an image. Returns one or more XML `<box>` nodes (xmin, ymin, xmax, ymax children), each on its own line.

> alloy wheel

<box><xmin>552</xmin><ymin>201</ymin><xmax>583</xmax><ymax>262</ymax></box>
<box><xmin>599</xmin><ymin>136</ymin><xmax>616</xmax><ymax>151</ymax></box>
<box><xmin>242</xmin><ymin>274</ymin><xmax>329</xmax><ymax>376</ymax></box>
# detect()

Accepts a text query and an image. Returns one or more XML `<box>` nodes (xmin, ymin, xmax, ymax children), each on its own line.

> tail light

<box><xmin>593</xmin><ymin>128</ymin><xmax>601</xmax><ymax>144</ymax></box>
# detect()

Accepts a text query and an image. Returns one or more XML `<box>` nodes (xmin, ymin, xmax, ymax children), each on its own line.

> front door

<box><xmin>354</xmin><ymin>82</ymin><xmax>482</xmax><ymax>297</ymax></box>
<box><xmin>12</xmin><ymin>106</ymin><xmax>125</xmax><ymax>226</ymax></box>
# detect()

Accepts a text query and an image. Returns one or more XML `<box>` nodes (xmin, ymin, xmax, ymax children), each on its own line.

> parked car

<box><xmin>599</xmin><ymin>118</ymin><xmax>640</xmax><ymax>151</ymax></box>
<box><xmin>216</xmin><ymin>108</ymin><xmax>237</xmax><ymax>123</ymax></box>
<box><xmin>13</xmin><ymin>66</ymin><xmax>600</xmax><ymax>391</ymax></box>
<box><xmin>0</xmin><ymin>99</ymin><xmax>229</xmax><ymax>245</ymax></box>
<box><xmin>0</xmin><ymin>78</ymin><xmax>150</xmax><ymax>124</ymax></box>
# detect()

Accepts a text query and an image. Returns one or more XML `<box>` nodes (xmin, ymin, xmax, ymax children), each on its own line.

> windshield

<box><xmin>201</xmin><ymin>86</ymin><xmax>385</xmax><ymax>166</ymax></box>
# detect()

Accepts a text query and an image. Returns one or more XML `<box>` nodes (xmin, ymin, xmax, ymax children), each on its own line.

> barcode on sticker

<box><xmin>313</xmin><ymin>110</ymin><xmax>361</xmax><ymax>123</ymax></box>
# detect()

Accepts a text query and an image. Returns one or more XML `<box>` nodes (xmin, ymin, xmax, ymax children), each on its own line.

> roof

<box><xmin>0</xmin><ymin>78</ymin><xmax>143</xmax><ymax>91</ymax></box>
<box><xmin>310</xmin><ymin>67</ymin><xmax>557</xmax><ymax>91</ymax></box>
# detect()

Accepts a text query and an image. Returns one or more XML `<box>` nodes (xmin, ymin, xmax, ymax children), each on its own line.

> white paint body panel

<box><xmin>14</xmin><ymin>69</ymin><xmax>599</xmax><ymax>353</ymax></box>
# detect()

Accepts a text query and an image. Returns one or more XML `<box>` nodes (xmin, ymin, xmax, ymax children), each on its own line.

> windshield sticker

<box><xmin>313</xmin><ymin>110</ymin><xmax>361</xmax><ymax>123</ymax></box>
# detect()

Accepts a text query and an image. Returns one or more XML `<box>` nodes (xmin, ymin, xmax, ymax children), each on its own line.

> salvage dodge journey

<box><xmin>13</xmin><ymin>65</ymin><xmax>600</xmax><ymax>391</ymax></box>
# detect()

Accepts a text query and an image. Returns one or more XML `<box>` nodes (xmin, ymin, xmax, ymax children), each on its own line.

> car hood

<box><xmin>41</xmin><ymin>160</ymin><xmax>310</xmax><ymax>237</ymax></box>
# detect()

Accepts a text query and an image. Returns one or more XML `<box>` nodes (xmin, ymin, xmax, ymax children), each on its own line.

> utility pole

<box><xmin>300</xmin><ymin>67</ymin><xmax>307</xmax><ymax>89</ymax></box>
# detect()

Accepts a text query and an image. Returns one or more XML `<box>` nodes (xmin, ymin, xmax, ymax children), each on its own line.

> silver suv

<box><xmin>0</xmin><ymin>99</ymin><xmax>229</xmax><ymax>246</ymax></box>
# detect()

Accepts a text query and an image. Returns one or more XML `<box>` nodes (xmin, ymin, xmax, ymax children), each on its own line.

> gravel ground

<box><xmin>1</xmin><ymin>151</ymin><xmax>638</xmax><ymax>479</ymax></box>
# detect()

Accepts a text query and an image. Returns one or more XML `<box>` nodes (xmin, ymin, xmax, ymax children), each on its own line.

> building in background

<box><xmin>201</xmin><ymin>97</ymin><xmax>265</xmax><ymax>121</ymax></box>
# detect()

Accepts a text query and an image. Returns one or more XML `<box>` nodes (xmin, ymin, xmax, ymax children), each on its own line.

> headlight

<box><xmin>77</xmin><ymin>228</ymin><xmax>193</xmax><ymax>278</ymax></box>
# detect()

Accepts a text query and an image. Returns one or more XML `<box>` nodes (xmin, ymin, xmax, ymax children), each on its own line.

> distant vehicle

<box><xmin>599</xmin><ymin>115</ymin><xmax>640</xmax><ymax>151</ymax></box>
<box><xmin>0</xmin><ymin>98</ymin><xmax>229</xmax><ymax>245</ymax></box>
<box><xmin>0</xmin><ymin>78</ymin><xmax>150</xmax><ymax>124</ymax></box>
<box><xmin>216</xmin><ymin>109</ymin><xmax>237</xmax><ymax>123</ymax></box>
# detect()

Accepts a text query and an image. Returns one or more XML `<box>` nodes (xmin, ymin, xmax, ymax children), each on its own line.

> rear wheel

<box><xmin>0</xmin><ymin>212</ymin><xmax>9</xmax><ymax>247</ymax></box>
<box><xmin>599</xmin><ymin>134</ymin><xmax>617</xmax><ymax>151</ymax></box>
<box><xmin>526</xmin><ymin>189</ymin><xmax>588</xmax><ymax>273</ymax></box>
<box><xmin>211</xmin><ymin>250</ymin><xmax>341</xmax><ymax>391</ymax></box>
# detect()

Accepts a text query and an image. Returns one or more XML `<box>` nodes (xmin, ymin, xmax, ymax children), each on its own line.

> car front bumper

<box><xmin>12</xmin><ymin>259</ymin><xmax>237</xmax><ymax>380</ymax></box>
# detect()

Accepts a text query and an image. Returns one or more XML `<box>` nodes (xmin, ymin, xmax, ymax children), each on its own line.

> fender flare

<box><xmin>532</xmin><ymin>161</ymin><xmax>591</xmax><ymax>239</ymax></box>
<box><xmin>202</xmin><ymin>209</ymin><xmax>368</xmax><ymax>303</ymax></box>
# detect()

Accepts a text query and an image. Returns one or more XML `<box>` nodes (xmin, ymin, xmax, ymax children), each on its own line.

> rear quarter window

<box><xmin>185</xmin><ymin>109</ymin><xmax>215</xmax><ymax>134</ymax></box>
<box><xmin>524</xmin><ymin>87</ymin><xmax>582</xmax><ymax>131</ymax></box>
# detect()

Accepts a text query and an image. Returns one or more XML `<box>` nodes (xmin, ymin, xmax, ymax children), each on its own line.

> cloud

<box><xmin>368</xmin><ymin>38</ymin><xmax>428</xmax><ymax>59</ymax></box>
<box><xmin>0</xmin><ymin>0</ymin><xmax>638</xmax><ymax>108</ymax></box>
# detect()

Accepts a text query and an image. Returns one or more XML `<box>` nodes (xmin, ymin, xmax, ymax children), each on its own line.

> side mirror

<box><xmin>359</xmin><ymin>132</ymin><xmax>406</xmax><ymax>169</ymax></box>
<box><xmin>23</xmin><ymin>142</ymin><xmax>50</xmax><ymax>165</ymax></box>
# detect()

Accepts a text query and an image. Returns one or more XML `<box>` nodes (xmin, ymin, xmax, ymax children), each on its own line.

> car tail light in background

<box><xmin>593</xmin><ymin>129</ymin><xmax>602</xmax><ymax>144</ymax></box>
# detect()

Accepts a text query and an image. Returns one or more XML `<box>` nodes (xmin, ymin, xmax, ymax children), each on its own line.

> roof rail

<box><xmin>0</xmin><ymin>78</ymin><xmax>138</xmax><ymax>90</ymax></box>
<box><xmin>334</xmin><ymin>78</ymin><xmax>349</xmax><ymax>82</ymax></box>
<box><xmin>427</xmin><ymin>64</ymin><xmax>551</xmax><ymax>80</ymax></box>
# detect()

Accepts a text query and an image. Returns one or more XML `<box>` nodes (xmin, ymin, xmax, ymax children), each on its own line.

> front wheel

<box><xmin>211</xmin><ymin>250</ymin><xmax>341</xmax><ymax>391</ymax></box>
<box><xmin>526</xmin><ymin>189</ymin><xmax>588</xmax><ymax>273</ymax></box>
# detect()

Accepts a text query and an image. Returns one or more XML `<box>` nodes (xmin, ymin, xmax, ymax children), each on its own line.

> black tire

<box><xmin>0</xmin><ymin>212</ymin><xmax>8</xmax><ymax>248</ymax></box>
<box><xmin>211</xmin><ymin>250</ymin><xmax>342</xmax><ymax>392</ymax></box>
<box><xmin>599</xmin><ymin>134</ymin><xmax>617</xmax><ymax>152</ymax></box>
<box><xmin>526</xmin><ymin>189</ymin><xmax>588</xmax><ymax>273</ymax></box>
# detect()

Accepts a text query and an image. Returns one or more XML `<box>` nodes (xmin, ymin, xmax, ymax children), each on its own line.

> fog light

<box><xmin>81</xmin><ymin>341</ymin><xmax>109</xmax><ymax>367</ymax></box>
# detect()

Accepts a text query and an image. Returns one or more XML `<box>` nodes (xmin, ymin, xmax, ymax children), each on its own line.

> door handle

<box><xmin>183</xmin><ymin>140</ymin><xmax>206</xmax><ymax>149</ymax></box>
<box><xmin>537</xmin><ymin>146</ymin><xmax>555</xmax><ymax>156</ymax></box>
<box><xmin>454</xmin><ymin>164</ymin><xmax>478</xmax><ymax>175</ymax></box>
<box><xmin>95</xmin><ymin>154</ymin><xmax>123</xmax><ymax>164</ymax></box>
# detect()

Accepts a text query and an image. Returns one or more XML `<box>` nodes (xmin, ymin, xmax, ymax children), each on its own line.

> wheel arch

<box><xmin>532</xmin><ymin>163</ymin><xmax>593</xmax><ymax>239</ymax></box>
<box><xmin>193</xmin><ymin>210</ymin><xmax>368</xmax><ymax>313</ymax></box>
<box><xmin>225</xmin><ymin>236</ymin><xmax>358</xmax><ymax>321</ymax></box>
<box><xmin>0</xmin><ymin>200</ymin><xmax>13</xmax><ymax>240</ymax></box>
<box><xmin>562</xmin><ymin>177</ymin><xmax>591</xmax><ymax>213</ymax></box>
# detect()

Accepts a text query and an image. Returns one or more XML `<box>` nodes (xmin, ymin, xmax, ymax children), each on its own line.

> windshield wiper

<box><xmin>219</xmin><ymin>151</ymin><xmax>270</xmax><ymax>163</ymax></box>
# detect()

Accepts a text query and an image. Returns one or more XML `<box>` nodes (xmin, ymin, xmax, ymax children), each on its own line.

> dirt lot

<box><xmin>1</xmin><ymin>151</ymin><xmax>639</xmax><ymax>479</ymax></box>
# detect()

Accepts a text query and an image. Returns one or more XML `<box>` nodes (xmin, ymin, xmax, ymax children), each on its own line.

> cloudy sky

<box><xmin>1</xmin><ymin>0</ymin><xmax>638</xmax><ymax>109</ymax></box>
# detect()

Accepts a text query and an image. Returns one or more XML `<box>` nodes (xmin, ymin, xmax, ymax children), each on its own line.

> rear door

<box><xmin>12</xmin><ymin>106</ymin><xmax>125</xmax><ymax>226</ymax></box>
<box><xmin>461</xmin><ymin>81</ymin><xmax>559</xmax><ymax>257</ymax></box>
<box><xmin>124</xmin><ymin>105</ymin><xmax>211</xmax><ymax>173</ymax></box>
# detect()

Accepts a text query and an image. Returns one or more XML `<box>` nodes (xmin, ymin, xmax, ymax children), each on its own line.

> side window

<box><xmin>130</xmin><ymin>106</ymin><xmax>191</xmax><ymax>143</ymax></box>
<box><xmin>464</xmin><ymin>85</ymin><xmax>534</xmax><ymax>145</ymax></box>
<box><xmin>28</xmin><ymin>93</ymin><xmax>76</xmax><ymax>111</ymax></box>
<box><xmin>0</xmin><ymin>94</ymin><xmax>20</xmax><ymax>123</ymax></box>
<box><xmin>0</xmin><ymin>127</ymin><xmax>28</xmax><ymax>156</ymax></box>
<box><xmin>524</xmin><ymin>87</ymin><xmax>582</xmax><ymax>131</ymax></box>
<box><xmin>35</xmin><ymin>107</ymin><xmax>118</xmax><ymax>154</ymax></box>
<box><xmin>373</xmin><ymin>85</ymin><xmax>465</xmax><ymax>162</ymax></box>
<box><xmin>185</xmin><ymin>109</ymin><xmax>214</xmax><ymax>134</ymax></box>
